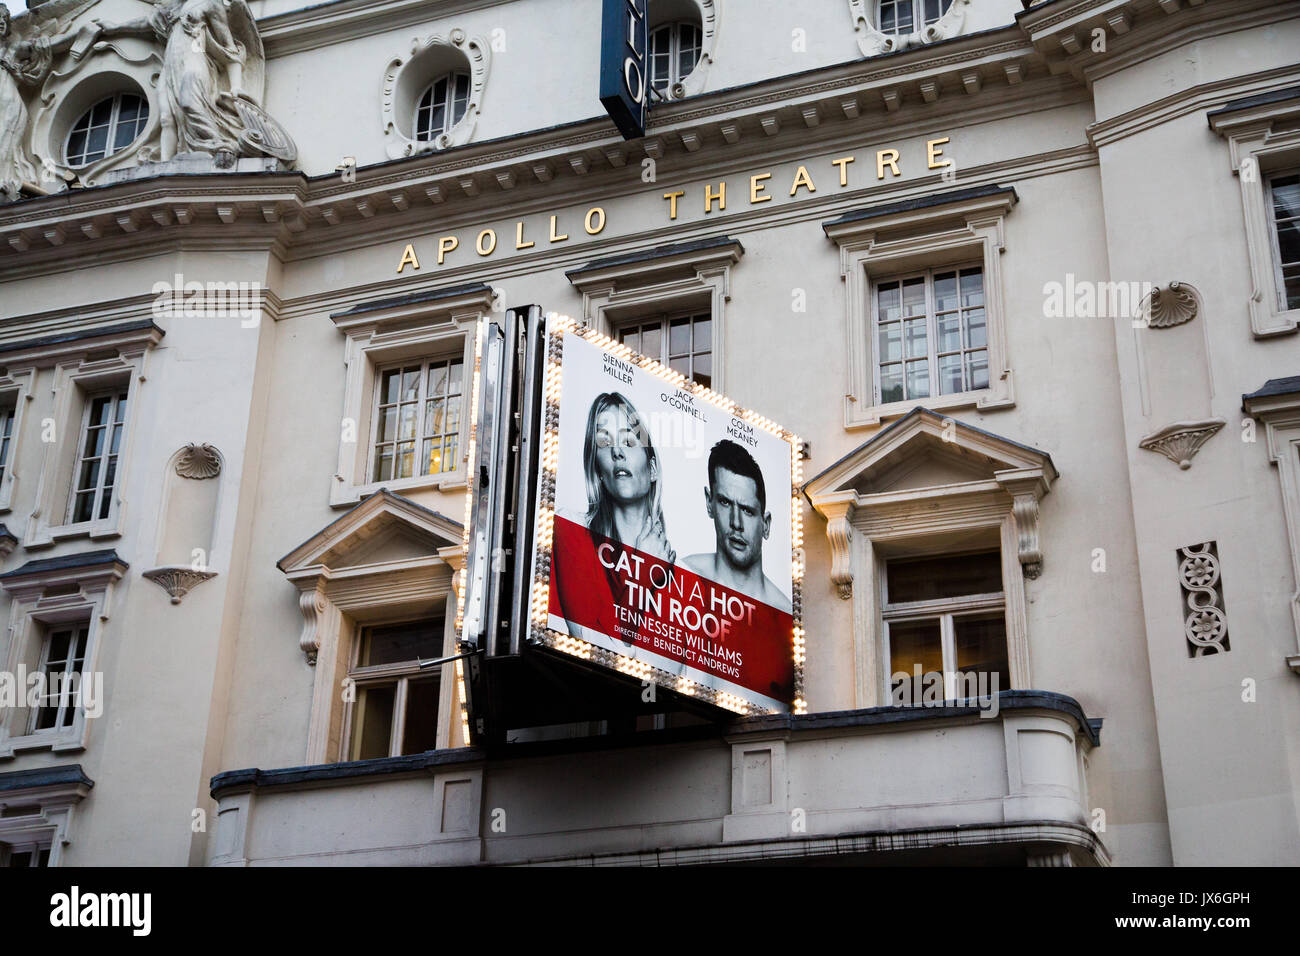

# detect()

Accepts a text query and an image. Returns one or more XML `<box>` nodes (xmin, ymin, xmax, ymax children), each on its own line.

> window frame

<box><xmin>0</xmin><ymin>371</ymin><xmax>33</xmax><ymax>515</ymax></box>
<box><xmin>649</xmin><ymin>20</ymin><xmax>703</xmax><ymax>95</ymax></box>
<box><xmin>0</xmin><ymin>555</ymin><xmax>124</xmax><ymax>758</ymax></box>
<box><xmin>1265</xmin><ymin>170</ymin><xmax>1300</xmax><ymax>314</ymax></box>
<box><xmin>330</xmin><ymin>289</ymin><xmax>490</xmax><ymax>509</ymax></box>
<box><xmin>342</xmin><ymin>617</ymin><xmax>444</xmax><ymax>761</ymax></box>
<box><xmin>880</xmin><ymin>551</ymin><xmax>1007</xmax><ymax>702</ymax></box>
<box><xmin>1209</xmin><ymin>98</ymin><xmax>1300</xmax><ymax>337</ymax></box>
<box><xmin>870</xmin><ymin>263</ymin><xmax>990</xmax><ymax>407</ymax></box>
<box><xmin>824</xmin><ymin>187</ymin><xmax>1017</xmax><ymax>429</ymax></box>
<box><xmin>878</xmin><ymin>0</ymin><xmax>951</xmax><ymax>35</ymax></box>
<box><xmin>415</xmin><ymin>71</ymin><xmax>471</xmax><ymax>143</ymax></box>
<box><xmin>567</xmin><ymin>237</ymin><xmax>742</xmax><ymax>395</ymax></box>
<box><xmin>615</xmin><ymin>309</ymin><xmax>713</xmax><ymax>389</ymax></box>
<box><xmin>11</xmin><ymin>325</ymin><xmax>159</xmax><ymax>549</ymax></box>
<box><xmin>367</xmin><ymin>355</ymin><xmax>466</xmax><ymax>486</ymax></box>
<box><xmin>64</xmin><ymin>92</ymin><xmax>150</xmax><ymax>168</ymax></box>
<box><xmin>0</xmin><ymin>838</ymin><xmax>52</xmax><ymax>868</ymax></box>
<box><xmin>65</xmin><ymin>387</ymin><xmax>128</xmax><ymax>528</ymax></box>
<box><xmin>26</xmin><ymin>623</ymin><xmax>90</xmax><ymax>736</ymax></box>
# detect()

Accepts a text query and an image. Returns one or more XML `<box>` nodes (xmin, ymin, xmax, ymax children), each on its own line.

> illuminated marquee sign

<box><xmin>599</xmin><ymin>0</ymin><xmax>648</xmax><ymax>140</ymax></box>
<box><xmin>527</xmin><ymin>319</ymin><xmax>805</xmax><ymax>715</ymax></box>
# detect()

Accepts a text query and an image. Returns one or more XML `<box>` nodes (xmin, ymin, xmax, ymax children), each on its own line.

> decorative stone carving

<box><xmin>142</xmin><ymin>565</ymin><xmax>217</xmax><ymax>604</ymax></box>
<box><xmin>175</xmin><ymin>443</ymin><xmax>222</xmax><ymax>479</ymax></box>
<box><xmin>297</xmin><ymin>585</ymin><xmax>328</xmax><ymax>665</ymax></box>
<box><xmin>1178</xmin><ymin>542</ymin><xmax>1229</xmax><ymax>657</ymax></box>
<box><xmin>657</xmin><ymin>0</ymin><xmax>718</xmax><ymax>101</ymax></box>
<box><xmin>1142</xmin><ymin>282</ymin><xmax>1199</xmax><ymax>328</ymax></box>
<box><xmin>382</xmin><ymin>28</ymin><xmax>490</xmax><ymax>159</ymax></box>
<box><xmin>1139</xmin><ymin>419</ymin><xmax>1225</xmax><ymax>469</ymax></box>
<box><xmin>849</xmin><ymin>0</ymin><xmax>969</xmax><ymax>58</ymax></box>
<box><xmin>822</xmin><ymin>501</ymin><xmax>855</xmax><ymax>599</ymax></box>
<box><xmin>0</xmin><ymin>0</ymin><xmax>98</xmax><ymax>202</ymax></box>
<box><xmin>995</xmin><ymin>472</ymin><xmax>1049</xmax><ymax>579</ymax></box>
<box><xmin>94</xmin><ymin>0</ymin><xmax>297</xmax><ymax>167</ymax></box>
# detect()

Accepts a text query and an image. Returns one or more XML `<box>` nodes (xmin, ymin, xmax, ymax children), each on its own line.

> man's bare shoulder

<box><xmin>682</xmin><ymin>553</ymin><xmax>713</xmax><ymax>575</ymax></box>
<box><xmin>762</xmin><ymin>577</ymin><xmax>793</xmax><ymax>614</ymax></box>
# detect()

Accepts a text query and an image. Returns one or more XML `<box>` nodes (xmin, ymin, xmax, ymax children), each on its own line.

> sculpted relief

<box><xmin>1</xmin><ymin>0</ymin><xmax>295</xmax><ymax>204</ymax></box>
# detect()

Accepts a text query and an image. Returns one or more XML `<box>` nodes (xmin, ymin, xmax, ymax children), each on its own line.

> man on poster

<box><xmin>683</xmin><ymin>440</ymin><xmax>792</xmax><ymax>614</ymax></box>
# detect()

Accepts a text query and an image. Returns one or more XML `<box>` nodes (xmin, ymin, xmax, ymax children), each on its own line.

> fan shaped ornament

<box><xmin>175</xmin><ymin>443</ymin><xmax>222</xmax><ymax>479</ymax></box>
<box><xmin>1143</xmin><ymin>282</ymin><xmax>1198</xmax><ymax>329</ymax></box>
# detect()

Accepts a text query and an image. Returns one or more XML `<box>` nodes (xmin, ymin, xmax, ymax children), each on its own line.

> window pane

<box><xmin>954</xmin><ymin>612</ymin><xmax>1009</xmax><ymax>694</ymax></box>
<box><xmin>886</xmin><ymin>550</ymin><xmax>1003</xmax><ymax>603</ymax></box>
<box><xmin>692</xmin><ymin>353</ymin><xmax>711</xmax><ymax>389</ymax></box>
<box><xmin>670</xmin><ymin>356</ymin><xmax>690</xmax><ymax>377</ymax></box>
<box><xmin>669</xmin><ymin>317</ymin><xmax>691</xmax><ymax>356</ymax></box>
<box><xmin>692</xmin><ymin>317</ymin><xmax>710</xmax><ymax>351</ymax></box>
<box><xmin>938</xmin><ymin>353</ymin><xmax>963</xmax><ymax>394</ymax></box>
<box><xmin>965</xmin><ymin>307</ymin><xmax>987</xmax><ymax>348</ymax></box>
<box><xmin>395</xmin><ymin>441</ymin><xmax>415</xmax><ymax>479</ymax></box>
<box><xmin>382</xmin><ymin>368</ymin><xmax>402</xmax><ymax>404</ymax></box>
<box><xmin>402</xmin><ymin>368</ymin><xmax>420</xmax><ymax>401</ymax></box>
<box><xmin>904</xmin><ymin>317</ymin><xmax>927</xmax><ymax>358</ymax></box>
<box><xmin>1276</xmin><ymin>216</ymin><xmax>1300</xmax><ymax>266</ymax></box>
<box><xmin>877</xmin><ymin>282</ymin><xmax>901</xmax><ymax>322</ymax></box>
<box><xmin>373</xmin><ymin>445</ymin><xmax>393</xmax><ymax>483</ymax></box>
<box><xmin>424</xmin><ymin>437</ymin><xmax>441</xmax><ymax>474</ymax></box>
<box><xmin>905</xmin><ymin>359</ymin><xmax>929</xmax><ymax>399</ymax></box>
<box><xmin>934</xmin><ymin>272</ymin><xmax>958</xmax><ymax>313</ymax></box>
<box><xmin>72</xmin><ymin>491</ymin><xmax>95</xmax><ymax>524</ymax></box>
<box><xmin>888</xmin><ymin>618</ymin><xmax>942</xmax><ymax>702</ymax></box>
<box><xmin>359</xmin><ymin>620</ymin><xmax>444</xmax><ymax>666</ymax></box>
<box><xmin>8</xmin><ymin>851</ymin><xmax>33</xmax><ymax>868</ymax></box>
<box><xmin>937</xmin><ymin>313</ymin><xmax>961</xmax><ymax>353</ymax></box>
<box><xmin>376</xmin><ymin>406</ymin><xmax>396</xmax><ymax>444</ymax></box>
<box><xmin>353</xmin><ymin>685</ymin><xmax>395</xmax><ymax>760</ymax></box>
<box><xmin>401</xmin><ymin>678</ymin><xmax>441</xmax><ymax>755</ymax></box>
<box><xmin>960</xmin><ymin>268</ymin><xmax>985</xmax><ymax>308</ymax></box>
<box><xmin>878</xmin><ymin>322</ymin><xmax>902</xmax><ymax>362</ymax></box>
<box><xmin>901</xmin><ymin>276</ymin><xmax>926</xmax><ymax>316</ymax></box>
<box><xmin>879</xmin><ymin>364</ymin><xmax>903</xmax><ymax>404</ymax></box>
<box><xmin>441</xmin><ymin>435</ymin><xmax>458</xmax><ymax>473</ymax></box>
<box><xmin>966</xmin><ymin>350</ymin><xmax>989</xmax><ymax>390</ymax></box>
<box><xmin>85</xmin><ymin>123</ymin><xmax>109</xmax><ymax>162</ymax></box>
<box><xmin>398</xmin><ymin>403</ymin><xmax>417</xmax><ymax>441</ymax></box>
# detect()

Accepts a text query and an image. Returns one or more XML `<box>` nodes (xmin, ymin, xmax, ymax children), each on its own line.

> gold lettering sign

<box><xmin>394</xmin><ymin>138</ymin><xmax>952</xmax><ymax>274</ymax></box>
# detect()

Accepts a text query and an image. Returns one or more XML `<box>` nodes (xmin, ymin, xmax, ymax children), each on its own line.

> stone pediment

<box><xmin>277</xmin><ymin>488</ymin><xmax>463</xmax><ymax>578</ymax></box>
<box><xmin>803</xmin><ymin>408</ymin><xmax>1057</xmax><ymax>593</ymax></box>
<box><xmin>805</xmin><ymin>407</ymin><xmax>1057</xmax><ymax>504</ymax></box>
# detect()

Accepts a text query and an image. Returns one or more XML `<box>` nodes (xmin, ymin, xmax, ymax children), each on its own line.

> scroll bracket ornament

<box><xmin>296</xmin><ymin>585</ymin><xmax>329</xmax><ymax>665</ymax></box>
<box><xmin>820</xmin><ymin>500</ymin><xmax>855</xmax><ymax>600</ymax></box>
<box><xmin>996</xmin><ymin>472</ymin><xmax>1049</xmax><ymax>579</ymax></box>
<box><xmin>1139</xmin><ymin>419</ymin><xmax>1225</xmax><ymax>469</ymax></box>
<box><xmin>142</xmin><ymin>566</ymin><xmax>218</xmax><ymax>604</ymax></box>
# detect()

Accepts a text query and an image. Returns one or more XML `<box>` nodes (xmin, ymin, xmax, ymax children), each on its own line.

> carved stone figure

<box><xmin>96</xmin><ymin>0</ymin><xmax>295</xmax><ymax>166</ymax></box>
<box><xmin>0</xmin><ymin>0</ymin><xmax>99</xmax><ymax>200</ymax></box>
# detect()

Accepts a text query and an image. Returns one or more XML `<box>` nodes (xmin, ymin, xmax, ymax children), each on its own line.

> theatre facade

<box><xmin>0</xmin><ymin>0</ymin><xmax>1298</xmax><ymax>867</ymax></box>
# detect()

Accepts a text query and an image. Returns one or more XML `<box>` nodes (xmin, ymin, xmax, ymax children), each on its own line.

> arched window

<box><xmin>65</xmin><ymin>93</ymin><xmax>148</xmax><ymax>167</ymax></box>
<box><xmin>415</xmin><ymin>72</ymin><xmax>470</xmax><ymax>142</ymax></box>
<box><xmin>649</xmin><ymin>21</ymin><xmax>702</xmax><ymax>95</ymax></box>
<box><xmin>879</xmin><ymin>0</ymin><xmax>952</xmax><ymax>35</ymax></box>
